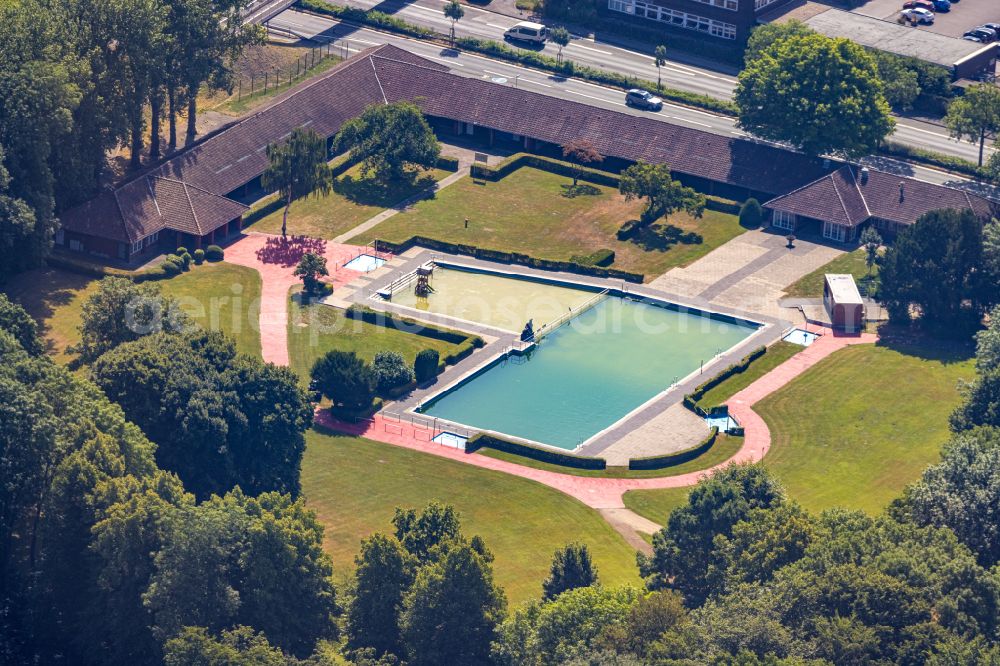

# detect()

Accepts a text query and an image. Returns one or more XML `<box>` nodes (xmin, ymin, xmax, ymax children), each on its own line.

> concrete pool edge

<box><xmin>338</xmin><ymin>248</ymin><xmax>794</xmax><ymax>458</ymax></box>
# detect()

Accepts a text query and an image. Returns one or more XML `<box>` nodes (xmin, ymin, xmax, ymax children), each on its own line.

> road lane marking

<box><xmin>570</xmin><ymin>43</ymin><xmax>613</xmax><ymax>55</ymax></box>
<box><xmin>669</xmin><ymin>115</ymin><xmax>711</xmax><ymax>128</ymax></box>
<box><xmin>423</xmin><ymin>55</ymin><xmax>465</xmax><ymax>66</ymax></box>
<box><xmin>568</xmin><ymin>90</ymin><xmax>627</xmax><ymax>106</ymax></box>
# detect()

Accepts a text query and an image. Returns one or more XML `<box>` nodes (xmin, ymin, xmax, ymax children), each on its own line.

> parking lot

<box><xmin>853</xmin><ymin>0</ymin><xmax>1000</xmax><ymax>39</ymax></box>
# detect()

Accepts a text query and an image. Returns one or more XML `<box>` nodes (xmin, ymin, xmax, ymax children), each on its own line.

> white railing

<box><xmin>529</xmin><ymin>288</ymin><xmax>610</xmax><ymax>342</ymax></box>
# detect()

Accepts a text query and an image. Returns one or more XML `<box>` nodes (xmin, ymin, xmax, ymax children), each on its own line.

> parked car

<box><xmin>929</xmin><ymin>0</ymin><xmax>951</xmax><ymax>11</ymax></box>
<box><xmin>902</xmin><ymin>0</ymin><xmax>934</xmax><ymax>10</ymax></box>
<box><xmin>503</xmin><ymin>21</ymin><xmax>548</xmax><ymax>44</ymax></box>
<box><xmin>625</xmin><ymin>89</ymin><xmax>663</xmax><ymax>111</ymax></box>
<box><xmin>901</xmin><ymin>7</ymin><xmax>934</xmax><ymax>23</ymax></box>
<box><xmin>982</xmin><ymin>23</ymin><xmax>1000</xmax><ymax>33</ymax></box>
<box><xmin>965</xmin><ymin>27</ymin><xmax>997</xmax><ymax>42</ymax></box>
<box><xmin>964</xmin><ymin>34</ymin><xmax>984</xmax><ymax>43</ymax></box>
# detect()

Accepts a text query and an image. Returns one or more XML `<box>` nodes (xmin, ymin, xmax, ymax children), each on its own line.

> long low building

<box><xmin>59</xmin><ymin>44</ymin><xmax>995</xmax><ymax>263</ymax></box>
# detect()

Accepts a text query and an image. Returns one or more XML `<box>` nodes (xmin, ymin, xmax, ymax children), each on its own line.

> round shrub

<box><xmin>373</xmin><ymin>350</ymin><xmax>414</xmax><ymax>392</ymax></box>
<box><xmin>193</xmin><ymin>248</ymin><xmax>205</xmax><ymax>264</ymax></box>
<box><xmin>205</xmin><ymin>245</ymin><xmax>224</xmax><ymax>262</ymax></box>
<box><xmin>160</xmin><ymin>260</ymin><xmax>182</xmax><ymax>276</ymax></box>
<box><xmin>179</xmin><ymin>252</ymin><xmax>192</xmax><ymax>269</ymax></box>
<box><xmin>175</xmin><ymin>246</ymin><xmax>188</xmax><ymax>256</ymax></box>
<box><xmin>414</xmin><ymin>349</ymin><xmax>440</xmax><ymax>383</ymax></box>
<box><xmin>739</xmin><ymin>198</ymin><xmax>764</xmax><ymax>228</ymax></box>
<box><xmin>164</xmin><ymin>253</ymin><xmax>183</xmax><ymax>268</ymax></box>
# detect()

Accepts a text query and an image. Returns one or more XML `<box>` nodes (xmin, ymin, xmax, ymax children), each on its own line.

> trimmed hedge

<box><xmin>436</xmin><ymin>155</ymin><xmax>460</xmax><ymax>172</ymax></box>
<box><xmin>466</xmin><ymin>432</ymin><xmax>607</xmax><ymax>470</ymax></box>
<box><xmin>879</xmin><ymin>141</ymin><xmax>993</xmax><ymax>182</ymax></box>
<box><xmin>346</xmin><ymin>305</ymin><xmax>482</xmax><ymax>346</ymax></box>
<box><xmin>472</xmin><ymin>152</ymin><xmax>621</xmax><ymax>188</ymax></box>
<box><xmin>205</xmin><ymin>245</ymin><xmax>224</xmax><ymax>262</ymax></box>
<box><xmin>298</xmin><ymin>2</ymin><xmax>738</xmax><ymax>116</ymax></box>
<box><xmin>377</xmin><ymin>236</ymin><xmax>645</xmax><ymax>283</ymax></box>
<box><xmin>628</xmin><ymin>427</ymin><xmax>718</xmax><ymax>470</ymax></box>
<box><xmin>193</xmin><ymin>248</ymin><xmax>205</xmax><ymax>265</ymax></box>
<box><xmin>707</xmin><ymin>196</ymin><xmax>742</xmax><ymax>215</ymax></box>
<box><xmin>683</xmin><ymin>345</ymin><xmax>767</xmax><ymax>417</ymax></box>
<box><xmin>571</xmin><ymin>248</ymin><xmax>615</xmax><ymax>267</ymax></box>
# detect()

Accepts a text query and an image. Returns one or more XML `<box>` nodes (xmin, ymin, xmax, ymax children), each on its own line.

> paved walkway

<box><xmin>315</xmin><ymin>326</ymin><xmax>878</xmax><ymax>514</ymax></box>
<box><xmin>223</xmin><ymin>232</ymin><xmax>368</xmax><ymax>365</ymax></box>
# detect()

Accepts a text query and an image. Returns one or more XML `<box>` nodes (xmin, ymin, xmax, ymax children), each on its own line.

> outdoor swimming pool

<box><xmin>783</xmin><ymin>328</ymin><xmax>819</xmax><ymax>346</ymax></box>
<box><xmin>345</xmin><ymin>253</ymin><xmax>387</xmax><ymax>272</ymax></box>
<box><xmin>387</xmin><ymin>264</ymin><xmax>596</xmax><ymax>332</ymax></box>
<box><xmin>420</xmin><ymin>295</ymin><xmax>759</xmax><ymax>450</ymax></box>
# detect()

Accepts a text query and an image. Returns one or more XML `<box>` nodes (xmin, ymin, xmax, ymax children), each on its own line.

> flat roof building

<box><xmin>823</xmin><ymin>274</ymin><xmax>865</xmax><ymax>332</ymax></box>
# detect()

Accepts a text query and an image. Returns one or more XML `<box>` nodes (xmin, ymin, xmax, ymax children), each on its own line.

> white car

<box><xmin>901</xmin><ymin>7</ymin><xmax>935</xmax><ymax>24</ymax></box>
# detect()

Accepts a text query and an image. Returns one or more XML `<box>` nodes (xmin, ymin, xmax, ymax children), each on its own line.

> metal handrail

<box><xmin>530</xmin><ymin>288</ymin><xmax>610</xmax><ymax>342</ymax></box>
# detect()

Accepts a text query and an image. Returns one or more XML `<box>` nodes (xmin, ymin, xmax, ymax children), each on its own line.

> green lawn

<box><xmin>696</xmin><ymin>341</ymin><xmax>801</xmax><ymax>410</ymax></box>
<box><xmin>783</xmin><ymin>248</ymin><xmax>878</xmax><ymax>298</ymax></box>
<box><xmin>756</xmin><ymin>340</ymin><xmax>974</xmax><ymax>514</ymax></box>
<box><xmin>302</xmin><ymin>429</ymin><xmax>641</xmax><ymax>604</ymax></box>
<box><xmin>622</xmin><ymin>487</ymin><xmax>692</xmax><ymax>526</ymax></box>
<box><xmin>474</xmin><ymin>435</ymin><xmax>743</xmax><ymax>479</ymax></box>
<box><xmin>245</xmin><ymin>163</ymin><xmax>450</xmax><ymax>240</ymax></box>
<box><xmin>351</xmin><ymin>167</ymin><xmax>746</xmax><ymax>280</ymax></box>
<box><xmin>287</xmin><ymin>293</ymin><xmax>463</xmax><ymax>381</ymax></box>
<box><xmin>2</xmin><ymin>262</ymin><xmax>262</xmax><ymax>362</ymax></box>
<box><xmin>159</xmin><ymin>262</ymin><xmax>262</xmax><ymax>358</ymax></box>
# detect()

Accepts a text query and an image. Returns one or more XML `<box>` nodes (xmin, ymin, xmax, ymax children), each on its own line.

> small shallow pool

<box><xmin>783</xmin><ymin>328</ymin><xmax>820</xmax><ymax>346</ymax></box>
<box><xmin>705</xmin><ymin>412</ymin><xmax>740</xmax><ymax>433</ymax></box>
<box><xmin>345</xmin><ymin>253</ymin><xmax>387</xmax><ymax>272</ymax></box>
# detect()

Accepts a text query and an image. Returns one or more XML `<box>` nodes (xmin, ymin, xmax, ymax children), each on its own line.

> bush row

<box><xmin>628</xmin><ymin>427</ymin><xmax>718</xmax><ymax>470</ymax></box>
<box><xmin>378</xmin><ymin>236</ymin><xmax>645</xmax><ymax>283</ymax></box>
<box><xmin>298</xmin><ymin>2</ymin><xmax>738</xmax><ymax>116</ymax></box>
<box><xmin>878</xmin><ymin>141</ymin><xmax>993</xmax><ymax>182</ymax></box>
<box><xmin>682</xmin><ymin>345</ymin><xmax>767</xmax><ymax>416</ymax></box>
<box><xmin>471</xmin><ymin>152</ymin><xmax>621</xmax><ymax>187</ymax></box>
<box><xmin>436</xmin><ymin>155</ymin><xmax>461</xmax><ymax>172</ymax></box>
<box><xmin>465</xmin><ymin>432</ymin><xmax>607</xmax><ymax>470</ymax></box>
<box><xmin>705</xmin><ymin>195</ymin><xmax>741</xmax><ymax>215</ymax></box>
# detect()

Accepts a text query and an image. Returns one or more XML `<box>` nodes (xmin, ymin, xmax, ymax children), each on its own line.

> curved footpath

<box><xmin>315</xmin><ymin>328</ymin><xmax>877</xmax><ymax>511</ymax></box>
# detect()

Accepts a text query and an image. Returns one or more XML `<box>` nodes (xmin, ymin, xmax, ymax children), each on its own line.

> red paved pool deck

<box><xmin>315</xmin><ymin>328</ymin><xmax>878</xmax><ymax>510</ymax></box>
<box><xmin>223</xmin><ymin>233</ymin><xmax>369</xmax><ymax>365</ymax></box>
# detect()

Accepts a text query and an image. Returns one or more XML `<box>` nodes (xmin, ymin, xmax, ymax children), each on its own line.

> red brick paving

<box><xmin>223</xmin><ymin>232</ymin><xmax>369</xmax><ymax>365</ymax></box>
<box><xmin>315</xmin><ymin>328</ymin><xmax>878</xmax><ymax>511</ymax></box>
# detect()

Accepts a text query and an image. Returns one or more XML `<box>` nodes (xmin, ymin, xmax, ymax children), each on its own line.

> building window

<box><xmin>145</xmin><ymin>231</ymin><xmax>159</xmax><ymax>247</ymax></box>
<box><xmin>55</xmin><ymin>229</ymin><xmax>65</xmax><ymax>246</ymax></box>
<box><xmin>608</xmin><ymin>0</ymin><xmax>737</xmax><ymax>39</ymax></box>
<box><xmin>755</xmin><ymin>0</ymin><xmax>779</xmax><ymax>9</ymax></box>
<box><xmin>823</xmin><ymin>221</ymin><xmax>847</xmax><ymax>242</ymax></box>
<box><xmin>772</xmin><ymin>210</ymin><xmax>795</xmax><ymax>230</ymax></box>
<box><xmin>693</xmin><ymin>0</ymin><xmax>738</xmax><ymax>11</ymax></box>
<box><xmin>130</xmin><ymin>240</ymin><xmax>143</xmax><ymax>254</ymax></box>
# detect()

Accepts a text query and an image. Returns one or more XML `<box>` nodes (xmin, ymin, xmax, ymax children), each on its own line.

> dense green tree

<box><xmin>873</xmin><ymin>51</ymin><xmax>921</xmax><ymax>111</ymax></box>
<box><xmin>413</xmin><ymin>348</ymin><xmax>440</xmax><ymax>384</ymax></box>
<box><xmin>310</xmin><ymin>350</ymin><xmax>377</xmax><ymax>413</ymax></box>
<box><xmin>392</xmin><ymin>501</ymin><xmax>461</xmax><ymax>563</ymax></box>
<box><xmin>945</xmin><ymin>84</ymin><xmax>1000</xmax><ymax>166</ymax></box>
<box><xmin>744</xmin><ymin>20</ymin><xmax>814</xmax><ymax>62</ymax></box>
<box><xmin>985</xmin><ymin>219</ymin><xmax>1000</xmax><ymax>281</ymax></box>
<box><xmin>372</xmin><ymin>351</ymin><xmax>414</xmax><ymax>393</ymax></box>
<box><xmin>878</xmin><ymin>208</ymin><xmax>993</xmax><ymax>330</ymax></box>
<box><xmin>347</xmin><ymin>533</ymin><xmax>414</xmax><ymax>657</ymax></box>
<box><xmin>534</xmin><ymin>586</ymin><xmax>641</xmax><ymax>664</ymax></box>
<box><xmin>551</xmin><ymin>27</ymin><xmax>571</xmax><ymax>62</ymax></box>
<box><xmin>75</xmin><ymin>277</ymin><xmax>189</xmax><ymax>363</ymax></box>
<box><xmin>715</xmin><ymin>503</ymin><xmax>814</xmax><ymax>588</ymax></box>
<box><xmin>736</xmin><ymin>32</ymin><xmax>894</xmax><ymax>157</ymax></box>
<box><xmin>895</xmin><ymin>427</ymin><xmax>1000</xmax><ymax>566</ymax></box>
<box><xmin>400</xmin><ymin>539</ymin><xmax>506</xmax><ymax>666</ymax></box>
<box><xmin>654</xmin><ymin>44</ymin><xmax>667</xmax><ymax>90</ymax></box>
<box><xmin>262</xmin><ymin>127</ymin><xmax>333</xmax><ymax>238</ymax></box>
<box><xmin>333</xmin><ymin>102</ymin><xmax>441</xmax><ymax>184</ymax></box>
<box><xmin>92</xmin><ymin>331</ymin><xmax>312</xmax><ymax>498</ymax></box>
<box><xmin>639</xmin><ymin>464</ymin><xmax>784</xmax><ymax>606</ymax></box>
<box><xmin>0</xmin><ymin>147</ymin><xmax>45</xmax><ymax>282</ymax></box>
<box><xmin>295</xmin><ymin>252</ymin><xmax>329</xmax><ymax>296</ymax></box>
<box><xmin>619</xmin><ymin>162</ymin><xmax>705</xmax><ymax>224</ymax></box>
<box><xmin>0</xmin><ymin>293</ymin><xmax>42</xmax><ymax>356</ymax></box>
<box><xmin>163</xmin><ymin>626</ymin><xmax>291</xmax><ymax>666</ymax></box>
<box><xmin>542</xmin><ymin>542</ymin><xmax>599</xmax><ymax>600</ymax></box>
<box><xmin>860</xmin><ymin>226</ymin><xmax>882</xmax><ymax>281</ymax></box>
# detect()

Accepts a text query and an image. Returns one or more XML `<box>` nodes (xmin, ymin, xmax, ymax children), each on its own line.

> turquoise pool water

<box><xmin>421</xmin><ymin>297</ymin><xmax>758</xmax><ymax>450</ymax></box>
<box><xmin>345</xmin><ymin>254</ymin><xmax>387</xmax><ymax>272</ymax></box>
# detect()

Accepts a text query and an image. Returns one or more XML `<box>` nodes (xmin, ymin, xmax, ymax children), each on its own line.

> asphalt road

<box><xmin>269</xmin><ymin>7</ymin><xmax>1000</xmax><ymax>196</ymax></box>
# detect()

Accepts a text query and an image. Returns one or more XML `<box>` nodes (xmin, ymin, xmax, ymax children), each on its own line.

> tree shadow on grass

<box><xmin>2</xmin><ymin>267</ymin><xmax>95</xmax><ymax>356</ymax></box>
<box><xmin>629</xmin><ymin>222</ymin><xmax>703</xmax><ymax>253</ymax></box>
<box><xmin>874</xmin><ymin>323</ymin><xmax>976</xmax><ymax>365</ymax></box>
<box><xmin>333</xmin><ymin>171</ymin><xmax>437</xmax><ymax>208</ymax></box>
<box><xmin>560</xmin><ymin>183</ymin><xmax>601</xmax><ymax>198</ymax></box>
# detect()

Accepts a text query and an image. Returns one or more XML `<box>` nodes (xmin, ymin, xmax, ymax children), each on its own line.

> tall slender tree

<box><xmin>654</xmin><ymin>44</ymin><xmax>668</xmax><ymax>90</ymax></box>
<box><xmin>945</xmin><ymin>84</ymin><xmax>1000</xmax><ymax>167</ymax></box>
<box><xmin>443</xmin><ymin>1</ymin><xmax>465</xmax><ymax>47</ymax></box>
<box><xmin>261</xmin><ymin>128</ymin><xmax>333</xmax><ymax>238</ymax></box>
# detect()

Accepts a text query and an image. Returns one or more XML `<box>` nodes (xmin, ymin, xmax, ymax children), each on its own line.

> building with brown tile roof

<box><xmin>764</xmin><ymin>165</ymin><xmax>995</xmax><ymax>243</ymax></box>
<box><xmin>58</xmin><ymin>43</ymin><xmax>995</xmax><ymax>262</ymax></box>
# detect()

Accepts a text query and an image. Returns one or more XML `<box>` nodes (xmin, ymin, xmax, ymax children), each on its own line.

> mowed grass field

<box><xmin>302</xmin><ymin>430</ymin><xmax>642</xmax><ymax>604</ymax></box>
<box><xmin>287</xmin><ymin>293</ymin><xmax>463</xmax><ymax>381</ymax></box>
<box><xmin>2</xmin><ymin>262</ymin><xmax>262</xmax><ymax>361</ymax></box>
<box><xmin>246</xmin><ymin>164</ymin><xmax>449</xmax><ymax>240</ymax></box>
<box><xmin>622</xmin><ymin>487</ymin><xmax>692</xmax><ymax>526</ymax></box>
<box><xmin>696</xmin><ymin>341</ymin><xmax>801</xmax><ymax>410</ymax></box>
<box><xmin>351</xmin><ymin>167</ymin><xmax>746</xmax><ymax>280</ymax></box>
<box><xmin>756</xmin><ymin>340</ymin><xmax>974</xmax><ymax>514</ymax></box>
<box><xmin>783</xmin><ymin>248</ymin><xmax>878</xmax><ymax>298</ymax></box>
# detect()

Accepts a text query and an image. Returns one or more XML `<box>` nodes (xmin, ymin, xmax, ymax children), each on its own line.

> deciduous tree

<box><xmin>347</xmin><ymin>533</ymin><xmax>414</xmax><ymax>658</ymax></box>
<box><xmin>654</xmin><ymin>45</ymin><xmax>667</xmax><ymax>90</ymax></box>
<box><xmin>735</xmin><ymin>32</ymin><xmax>894</xmax><ymax>157</ymax></box>
<box><xmin>561</xmin><ymin>139</ymin><xmax>603</xmax><ymax>187</ymax></box>
<box><xmin>542</xmin><ymin>542</ymin><xmax>598</xmax><ymax>600</ymax></box>
<box><xmin>333</xmin><ymin>102</ymin><xmax>441</xmax><ymax>184</ymax></box>
<box><xmin>945</xmin><ymin>84</ymin><xmax>1000</xmax><ymax>166</ymax></box>
<box><xmin>443</xmin><ymin>1</ymin><xmax>464</xmax><ymax>46</ymax></box>
<box><xmin>551</xmin><ymin>27</ymin><xmax>571</xmax><ymax>63</ymax></box>
<box><xmin>310</xmin><ymin>350</ymin><xmax>377</xmax><ymax>413</ymax></box>
<box><xmin>294</xmin><ymin>252</ymin><xmax>329</xmax><ymax>296</ymax></box>
<box><xmin>262</xmin><ymin>128</ymin><xmax>333</xmax><ymax>238</ymax></box>
<box><xmin>619</xmin><ymin>162</ymin><xmax>705</xmax><ymax>224</ymax></box>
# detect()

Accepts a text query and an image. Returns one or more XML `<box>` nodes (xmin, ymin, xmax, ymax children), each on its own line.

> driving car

<box><xmin>625</xmin><ymin>89</ymin><xmax>663</xmax><ymax>111</ymax></box>
<box><xmin>503</xmin><ymin>21</ymin><xmax>548</xmax><ymax>44</ymax></box>
<box><xmin>901</xmin><ymin>7</ymin><xmax>935</xmax><ymax>23</ymax></box>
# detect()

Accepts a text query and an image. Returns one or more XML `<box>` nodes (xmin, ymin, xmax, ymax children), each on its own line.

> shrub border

<box><xmin>628</xmin><ymin>427</ymin><xmax>718</xmax><ymax>470</ymax></box>
<box><xmin>465</xmin><ymin>432</ymin><xmax>607</xmax><ymax>470</ymax></box>
<box><xmin>682</xmin><ymin>345</ymin><xmax>767</xmax><ymax>417</ymax></box>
